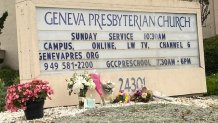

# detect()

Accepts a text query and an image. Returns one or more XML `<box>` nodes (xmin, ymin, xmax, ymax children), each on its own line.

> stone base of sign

<box><xmin>39</xmin><ymin>68</ymin><xmax>206</xmax><ymax>107</ymax></box>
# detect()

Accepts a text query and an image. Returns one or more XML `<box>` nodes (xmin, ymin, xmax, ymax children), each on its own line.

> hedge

<box><xmin>204</xmin><ymin>35</ymin><xmax>218</xmax><ymax>76</ymax></box>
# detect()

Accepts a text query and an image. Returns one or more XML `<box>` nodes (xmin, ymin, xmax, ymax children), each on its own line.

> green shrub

<box><xmin>204</xmin><ymin>35</ymin><xmax>218</xmax><ymax>76</ymax></box>
<box><xmin>0</xmin><ymin>66</ymin><xmax>19</xmax><ymax>112</ymax></box>
<box><xmin>0</xmin><ymin>80</ymin><xmax>6</xmax><ymax>112</ymax></box>
<box><xmin>206</xmin><ymin>73</ymin><xmax>218</xmax><ymax>95</ymax></box>
<box><xmin>0</xmin><ymin>66</ymin><xmax>19</xmax><ymax>87</ymax></box>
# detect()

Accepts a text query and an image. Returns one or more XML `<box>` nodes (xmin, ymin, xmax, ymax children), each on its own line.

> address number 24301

<box><xmin>119</xmin><ymin>77</ymin><xmax>146</xmax><ymax>92</ymax></box>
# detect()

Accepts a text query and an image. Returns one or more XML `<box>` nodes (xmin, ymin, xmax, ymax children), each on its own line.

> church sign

<box><xmin>37</xmin><ymin>8</ymin><xmax>199</xmax><ymax>73</ymax></box>
<box><xmin>16</xmin><ymin>0</ymin><xmax>206</xmax><ymax>107</ymax></box>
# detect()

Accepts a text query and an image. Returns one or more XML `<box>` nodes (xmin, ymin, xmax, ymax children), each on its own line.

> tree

<box><xmin>199</xmin><ymin>0</ymin><xmax>210</xmax><ymax>26</ymax></box>
<box><xmin>182</xmin><ymin>0</ymin><xmax>210</xmax><ymax>26</ymax></box>
<box><xmin>0</xmin><ymin>11</ymin><xmax>8</xmax><ymax>34</ymax></box>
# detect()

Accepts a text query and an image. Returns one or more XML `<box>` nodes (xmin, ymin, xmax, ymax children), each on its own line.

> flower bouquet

<box><xmin>102</xmin><ymin>81</ymin><xmax>115</xmax><ymax>95</ymax></box>
<box><xmin>66</xmin><ymin>72</ymin><xmax>96</xmax><ymax>108</ymax></box>
<box><xmin>112</xmin><ymin>91</ymin><xmax>130</xmax><ymax>103</ymax></box>
<box><xmin>130</xmin><ymin>87</ymin><xmax>153</xmax><ymax>103</ymax></box>
<box><xmin>67</xmin><ymin>72</ymin><xmax>96</xmax><ymax>97</ymax></box>
<box><xmin>5</xmin><ymin>79</ymin><xmax>54</xmax><ymax>120</ymax></box>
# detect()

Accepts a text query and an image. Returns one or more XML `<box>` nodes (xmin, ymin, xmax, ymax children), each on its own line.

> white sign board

<box><xmin>36</xmin><ymin>8</ymin><xmax>199</xmax><ymax>74</ymax></box>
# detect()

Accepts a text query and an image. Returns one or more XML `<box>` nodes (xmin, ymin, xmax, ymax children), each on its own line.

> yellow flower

<box><xmin>125</xmin><ymin>92</ymin><xmax>129</xmax><ymax>103</ymax></box>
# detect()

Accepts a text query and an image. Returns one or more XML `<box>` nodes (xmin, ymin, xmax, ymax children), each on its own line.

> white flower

<box><xmin>141</xmin><ymin>93</ymin><xmax>147</xmax><ymax>99</ymax></box>
<box><xmin>77</xmin><ymin>76</ymin><xmax>87</xmax><ymax>84</ymax></box>
<box><xmin>72</xmin><ymin>81</ymin><xmax>84</xmax><ymax>94</ymax></box>
<box><xmin>88</xmin><ymin>79</ymin><xmax>93</xmax><ymax>83</ymax></box>
<box><xmin>69</xmin><ymin>81</ymin><xmax>74</xmax><ymax>85</ymax></box>
<box><xmin>67</xmin><ymin>72</ymin><xmax>98</xmax><ymax>95</ymax></box>
<box><xmin>84</xmin><ymin>81</ymin><xmax>90</xmax><ymax>86</ymax></box>
<box><xmin>89</xmin><ymin>82</ymin><xmax>96</xmax><ymax>90</ymax></box>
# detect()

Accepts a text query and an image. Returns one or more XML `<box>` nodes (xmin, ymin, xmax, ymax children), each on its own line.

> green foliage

<box><xmin>0</xmin><ymin>81</ymin><xmax>6</xmax><ymax>111</ymax></box>
<box><xmin>0</xmin><ymin>66</ymin><xmax>19</xmax><ymax>87</ymax></box>
<box><xmin>204</xmin><ymin>36</ymin><xmax>218</xmax><ymax>95</ymax></box>
<box><xmin>206</xmin><ymin>73</ymin><xmax>218</xmax><ymax>95</ymax></box>
<box><xmin>204</xmin><ymin>35</ymin><xmax>218</xmax><ymax>76</ymax></box>
<box><xmin>0</xmin><ymin>66</ymin><xmax>19</xmax><ymax>112</ymax></box>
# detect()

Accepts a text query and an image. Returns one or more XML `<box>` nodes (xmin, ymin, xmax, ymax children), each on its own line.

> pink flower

<box><xmin>34</xmin><ymin>87</ymin><xmax>40</xmax><ymax>93</ymax></box>
<box><xmin>5</xmin><ymin>79</ymin><xmax>54</xmax><ymax>112</ymax></box>
<box><xmin>15</xmin><ymin>95</ymin><xmax>19</xmax><ymax>99</ymax></box>
<box><xmin>24</xmin><ymin>83</ymin><xmax>30</xmax><ymax>88</ymax></box>
<box><xmin>18</xmin><ymin>85</ymin><xmax>22</xmax><ymax>92</ymax></box>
